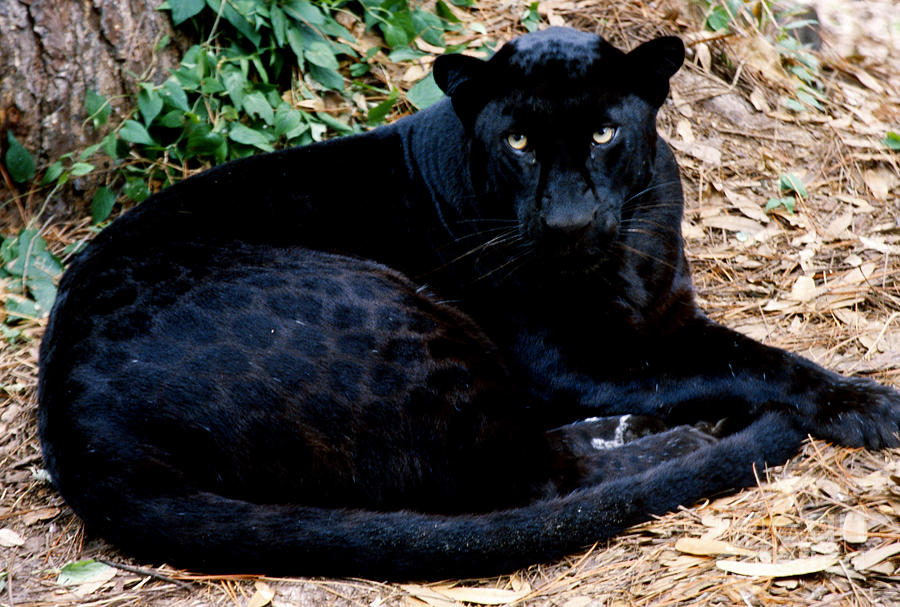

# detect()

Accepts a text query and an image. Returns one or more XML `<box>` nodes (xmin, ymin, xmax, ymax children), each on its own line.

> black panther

<box><xmin>38</xmin><ymin>27</ymin><xmax>900</xmax><ymax>580</ymax></box>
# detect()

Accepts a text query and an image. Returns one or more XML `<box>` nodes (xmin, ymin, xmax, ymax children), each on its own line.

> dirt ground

<box><xmin>1</xmin><ymin>0</ymin><xmax>899</xmax><ymax>606</ymax></box>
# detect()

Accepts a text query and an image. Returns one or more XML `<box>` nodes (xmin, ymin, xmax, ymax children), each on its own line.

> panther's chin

<box><xmin>545</xmin><ymin>250</ymin><xmax>609</xmax><ymax>275</ymax></box>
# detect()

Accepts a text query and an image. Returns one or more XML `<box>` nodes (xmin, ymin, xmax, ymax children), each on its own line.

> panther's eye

<box><xmin>592</xmin><ymin>127</ymin><xmax>616</xmax><ymax>145</ymax></box>
<box><xmin>506</xmin><ymin>133</ymin><xmax>528</xmax><ymax>151</ymax></box>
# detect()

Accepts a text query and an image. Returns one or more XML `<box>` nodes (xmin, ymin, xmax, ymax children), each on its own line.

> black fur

<box><xmin>38</xmin><ymin>28</ymin><xmax>899</xmax><ymax>579</ymax></box>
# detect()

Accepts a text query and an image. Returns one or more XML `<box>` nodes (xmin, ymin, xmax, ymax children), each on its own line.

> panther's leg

<box><xmin>597</xmin><ymin>317</ymin><xmax>900</xmax><ymax>449</ymax></box>
<box><xmin>519</xmin><ymin>316</ymin><xmax>900</xmax><ymax>449</ymax></box>
<box><xmin>546</xmin><ymin>416</ymin><xmax>718</xmax><ymax>489</ymax></box>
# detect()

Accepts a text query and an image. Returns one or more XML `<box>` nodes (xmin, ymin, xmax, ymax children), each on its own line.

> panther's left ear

<box><xmin>433</xmin><ymin>53</ymin><xmax>487</xmax><ymax>96</ymax></box>
<box><xmin>433</xmin><ymin>53</ymin><xmax>489</xmax><ymax>124</ymax></box>
<box><xmin>626</xmin><ymin>36</ymin><xmax>685</xmax><ymax>80</ymax></box>
<box><xmin>625</xmin><ymin>36</ymin><xmax>685</xmax><ymax>106</ymax></box>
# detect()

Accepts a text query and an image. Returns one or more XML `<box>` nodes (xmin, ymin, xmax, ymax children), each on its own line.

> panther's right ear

<box><xmin>433</xmin><ymin>53</ymin><xmax>487</xmax><ymax>97</ymax></box>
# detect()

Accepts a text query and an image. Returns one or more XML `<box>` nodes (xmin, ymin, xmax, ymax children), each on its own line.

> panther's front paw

<box><xmin>812</xmin><ymin>377</ymin><xmax>900</xmax><ymax>449</ymax></box>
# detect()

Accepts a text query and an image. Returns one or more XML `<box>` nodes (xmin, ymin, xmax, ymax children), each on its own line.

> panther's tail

<box><xmin>70</xmin><ymin>412</ymin><xmax>803</xmax><ymax>579</ymax></box>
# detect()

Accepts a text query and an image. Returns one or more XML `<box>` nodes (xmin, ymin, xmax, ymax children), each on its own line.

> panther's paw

<box><xmin>813</xmin><ymin>377</ymin><xmax>900</xmax><ymax>449</ymax></box>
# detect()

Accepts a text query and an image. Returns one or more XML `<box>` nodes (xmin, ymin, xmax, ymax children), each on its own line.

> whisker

<box><xmin>619</xmin><ymin>219</ymin><xmax>681</xmax><ymax>236</ymax></box>
<box><xmin>438</xmin><ymin>225</ymin><xmax>521</xmax><ymax>249</ymax></box>
<box><xmin>615</xmin><ymin>242</ymin><xmax>678</xmax><ymax>270</ymax></box>
<box><xmin>623</xmin><ymin>180</ymin><xmax>682</xmax><ymax>206</ymax></box>
<box><xmin>424</xmin><ymin>229</ymin><xmax>523</xmax><ymax>276</ymax></box>
<box><xmin>476</xmin><ymin>247</ymin><xmax>535</xmax><ymax>282</ymax></box>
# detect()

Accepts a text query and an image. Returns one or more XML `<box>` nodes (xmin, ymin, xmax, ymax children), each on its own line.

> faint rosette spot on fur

<box><xmin>265</xmin><ymin>293</ymin><xmax>323</xmax><ymax>324</ymax></box>
<box><xmin>426</xmin><ymin>365</ymin><xmax>472</xmax><ymax>393</ymax></box>
<box><xmin>371</xmin><ymin>364</ymin><xmax>406</xmax><ymax>396</ymax></box>
<box><xmin>337</xmin><ymin>332</ymin><xmax>377</xmax><ymax>359</ymax></box>
<box><xmin>102</xmin><ymin>309</ymin><xmax>153</xmax><ymax>341</ymax></box>
<box><xmin>333</xmin><ymin>304</ymin><xmax>368</xmax><ymax>330</ymax></box>
<box><xmin>290</xmin><ymin>325</ymin><xmax>328</xmax><ymax>357</ymax></box>
<box><xmin>232</xmin><ymin>313</ymin><xmax>279</xmax><ymax>348</ymax></box>
<box><xmin>375</xmin><ymin>306</ymin><xmax>405</xmax><ymax>331</ymax></box>
<box><xmin>194</xmin><ymin>283</ymin><xmax>253</xmax><ymax>310</ymax></box>
<box><xmin>186</xmin><ymin>345</ymin><xmax>250</xmax><ymax>376</ymax></box>
<box><xmin>328</xmin><ymin>360</ymin><xmax>363</xmax><ymax>400</ymax></box>
<box><xmin>383</xmin><ymin>337</ymin><xmax>424</xmax><ymax>365</ymax></box>
<box><xmin>263</xmin><ymin>353</ymin><xmax>318</xmax><ymax>390</ymax></box>
<box><xmin>408</xmin><ymin>313</ymin><xmax>437</xmax><ymax>334</ymax></box>
<box><xmin>299</xmin><ymin>276</ymin><xmax>344</xmax><ymax>296</ymax></box>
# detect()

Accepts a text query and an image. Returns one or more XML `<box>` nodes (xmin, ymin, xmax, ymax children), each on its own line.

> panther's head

<box><xmin>433</xmin><ymin>28</ymin><xmax>684</xmax><ymax>273</ymax></box>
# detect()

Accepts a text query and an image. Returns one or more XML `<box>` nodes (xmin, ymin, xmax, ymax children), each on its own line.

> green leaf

<box><xmin>406</xmin><ymin>73</ymin><xmax>445</xmax><ymax>109</ymax></box>
<box><xmin>388</xmin><ymin>48</ymin><xmax>426</xmax><ymax>62</ymax></box>
<box><xmin>101</xmin><ymin>132</ymin><xmax>119</xmax><ymax>158</ymax></box>
<box><xmin>170</xmin><ymin>0</ymin><xmax>205</xmax><ymax>25</ymax></box>
<box><xmin>228</xmin><ymin>123</ymin><xmax>274</xmax><ymax>151</ymax></box>
<box><xmin>382</xmin><ymin>21</ymin><xmax>410</xmax><ymax>48</ymax></box>
<box><xmin>85</xmin><ymin>89</ymin><xmax>111</xmax><ymax>128</ymax></box>
<box><xmin>273</xmin><ymin>106</ymin><xmax>308</xmax><ymax>139</ymax></box>
<box><xmin>317</xmin><ymin>112</ymin><xmax>352</xmax><ymax>134</ymax></box>
<box><xmin>138</xmin><ymin>87</ymin><xmax>164</xmax><ymax>125</ymax></box>
<box><xmin>41</xmin><ymin>161</ymin><xmax>65</xmax><ymax>186</ymax></box>
<box><xmin>521</xmin><ymin>1</ymin><xmax>541</xmax><ymax>32</ymax></box>
<box><xmin>883</xmin><ymin>131</ymin><xmax>900</xmax><ymax>151</ymax></box>
<box><xmin>5</xmin><ymin>131</ymin><xmax>36</xmax><ymax>183</ymax></box>
<box><xmin>27</xmin><ymin>277</ymin><xmax>57</xmax><ymax>315</ymax></box>
<box><xmin>436</xmin><ymin>0</ymin><xmax>461</xmax><ymax>22</ymax></box>
<box><xmin>161</xmin><ymin>78</ymin><xmax>190</xmax><ymax>112</ymax></box>
<box><xmin>766</xmin><ymin>197</ymin><xmax>796</xmax><ymax>214</ymax></box>
<box><xmin>304</xmin><ymin>41</ymin><xmax>339</xmax><ymax>70</ymax></box>
<box><xmin>91</xmin><ymin>186</ymin><xmax>116</xmax><ymax>224</ymax></box>
<box><xmin>4</xmin><ymin>229</ymin><xmax>63</xmax><ymax>282</ymax></box>
<box><xmin>779</xmin><ymin>172</ymin><xmax>807</xmax><ymax>198</ymax></box>
<box><xmin>795</xmin><ymin>89</ymin><xmax>823</xmax><ymax>111</ymax></box>
<box><xmin>69</xmin><ymin>162</ymin><xmax>95</xmax><ymax>177</ymax></box>
<box><xmin>79</xmin><ymin>142</ymin><xmax>103</xmax><ymax>161</ymax></box>
<box><xmin>5</xmin><ymin>294</ymin><xmax>41</xmax><ymax>322</ymax></box>
<box><xmin>157</xmin><ymin>110</ymin><xmax>185</xmax><ymax>128</ymax></box>
<box><xmin>119</xmin><ymin>120</ymin><xmax>156</xmax><ymax>145</ymax></box>
<box><xmin>186</xmin><ymin>124</ymin><xmax>226</xmax><ymax>156</ymax></box>
<box><xmin>783</xmin><ymin>97</ymin><xmax>807</xmax><ymax>112</ymax></box>
<box><xmin>349</xmin><ymin>62</ymin><xmax>370</xmax><ymax>77</ymax></box>
<box><xmin>308</xmin><ymin>64</ymin><xmax>344</xmax><ymax>91</ymax></box>
<box><xmin>705</xmin><ymin>5</ymin><xmax>731</xmax><ymax>32</ymax></box>
<box><xmin>282</xmin><ymin>0</ymin><xmax>325</xmax><ymax>25</ymax></box>
<box><xmin>242</xmin><ymin>91</ymin><xmax>274</xmax><ymax>124</ymax></box>
<box><xmin>57</xmin><ymin>560</ymin><xmax>116</xmax><ymax>586</ymax></box>
<box><xmin>204</xmin><ymin>0</ymin><xmax>261</xmax><ymax>46</ymax></box>
<box><xmin>123</xmin><ymin>176</ymin><xmax>150</xmax><ymax>202</ymax></box>
<box><xmin>412</xmin><ymin>10</ymin><xmax>445</xmax><ymax>47</ymax></box>
<box><xmin>270</xmin><ymin>5</ymin><xmax>288</xmax><ymax>46</ymax></box>
<box><xmin>368</xmin><ymin>88</ymin><xmax>399</xmax><ymax>124</ymax></box>
<box><xmin>221</xmin><ymin>67</ymin><xmax>247</xmax><ymax>110</ymax></box>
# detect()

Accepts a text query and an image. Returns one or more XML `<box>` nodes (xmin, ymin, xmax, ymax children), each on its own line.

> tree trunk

<box><xmin>0</xmin><ymin>0</ymin><xmax>185</xmax><ymax>172</ymax></box>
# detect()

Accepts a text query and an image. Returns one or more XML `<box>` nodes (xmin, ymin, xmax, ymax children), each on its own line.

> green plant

<box><xmin>885</xmin><ymin>131</ymin><xmax>900</xmax><ymax>151</ymax></box>
<box><xmin>520</xmin><ymin>2</ymin><xmax>542</xmax><ymax>32</ymax></box>
<box><xmin>1</xmin><ymin>0</ymin><xmax>481</xmax><ymax>334</ymax></box>
<box><xmin>765</xmin><ymin>171</ymin><xmax>806</xmax><ymax>214</ymax></box>
<box><xmin>696</xmin><ymin>0</ymin><xmax>826</xmax><ymax>112</ymax></box>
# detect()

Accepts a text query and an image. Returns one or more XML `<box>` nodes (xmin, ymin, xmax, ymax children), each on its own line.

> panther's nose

<box><xmin>541</xmin><ymin>209</ymin><xmax>593</xmax><ymax>238</ymax></box>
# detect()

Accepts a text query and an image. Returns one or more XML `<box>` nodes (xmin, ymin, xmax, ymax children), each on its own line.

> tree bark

<box><xmin>0</xmin><ymin>0</ymin><xmax>185</xmax><ymax>171</ymax></box>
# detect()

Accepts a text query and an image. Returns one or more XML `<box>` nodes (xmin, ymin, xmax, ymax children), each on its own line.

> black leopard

<box><xmin>38</xmin><ymin>27</ymin><xmax>900</xmax><ymax>580</ymax></box>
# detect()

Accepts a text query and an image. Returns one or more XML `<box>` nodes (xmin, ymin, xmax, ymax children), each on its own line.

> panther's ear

<box><xmin>433</xmin><ymin>53</ymin><xmax>487</xmax><ymax>97</ymax></box>
<box><xmin>624</xmin><ymin>36</ymin><xmax>684</xmax><ymax>106</ymax></box>
<box><xmin>626</xmin><ymin>36</ymin><xmax>684</xmax><ymax>81</ymax></box>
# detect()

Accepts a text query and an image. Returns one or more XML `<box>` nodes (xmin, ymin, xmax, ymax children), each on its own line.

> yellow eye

<box><xmin>592</xmin><ymin>127</ymin><xmax>616</xmax><ymax>145</ymax></box>
<box><xmin>506</xmin><ymin>133</ymin><xmax>528</xmax><ymax>150</ymax></box>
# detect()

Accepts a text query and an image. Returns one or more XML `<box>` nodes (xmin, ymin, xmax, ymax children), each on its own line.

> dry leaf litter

<box><xmin>1</xmin><ymin>0</ymin><xmax>898</xmax><ymax>605</ymax></box>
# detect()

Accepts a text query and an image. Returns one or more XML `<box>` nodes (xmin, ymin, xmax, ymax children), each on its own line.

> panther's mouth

<box><xmin>538</xmin><ymin>244</ymin><xmax>611</xmax><ymax>275</ymax></box>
